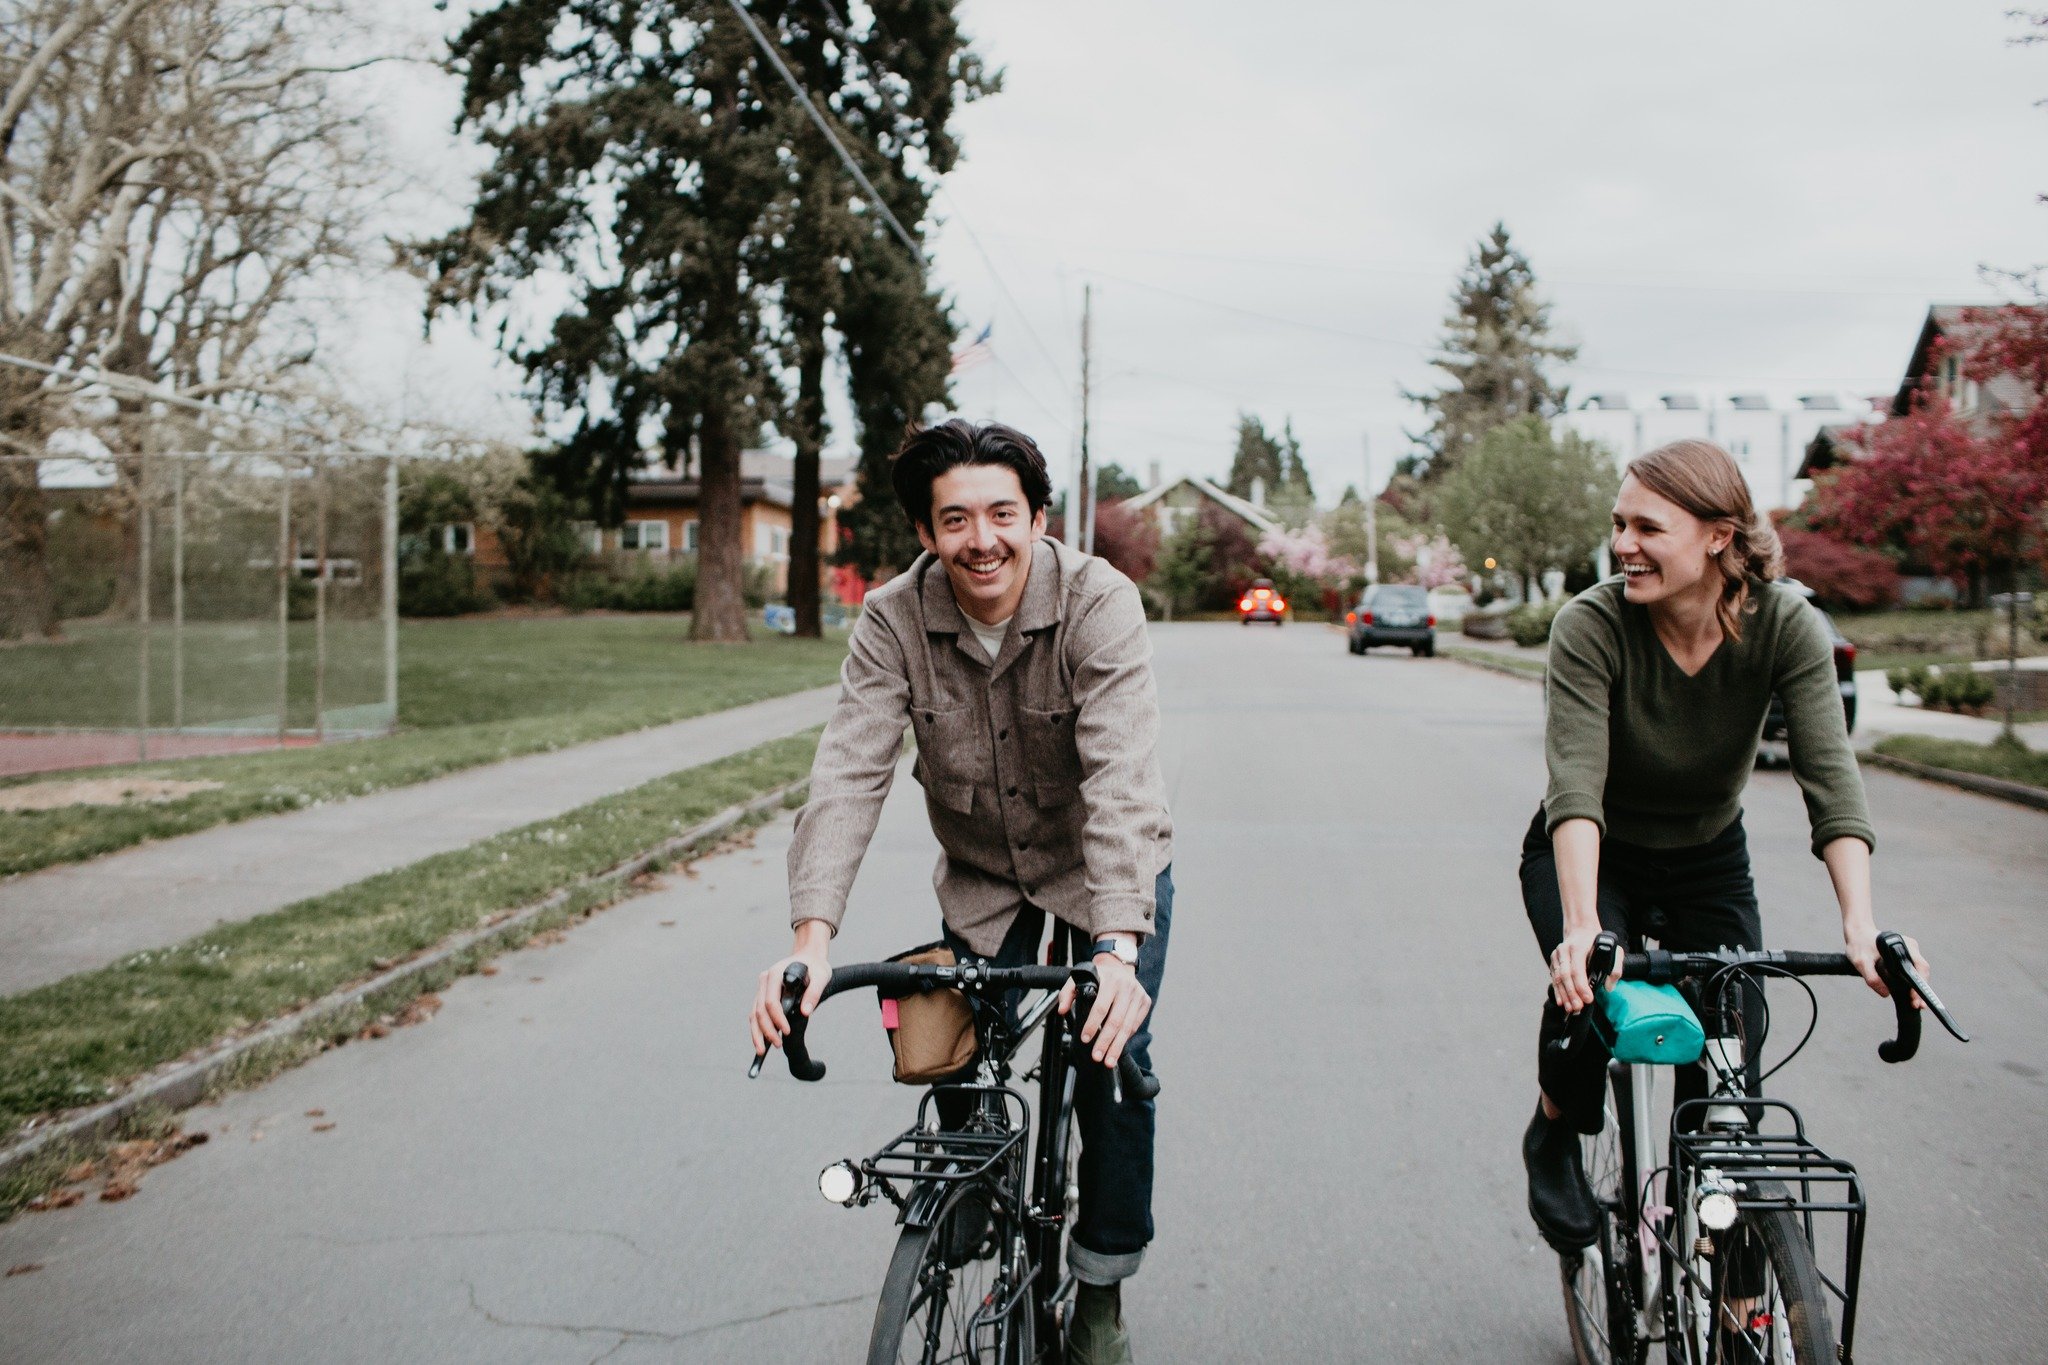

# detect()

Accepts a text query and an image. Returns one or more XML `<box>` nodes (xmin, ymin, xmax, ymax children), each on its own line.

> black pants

<box><xmin>1520</xmin><ymin>807</ymin><xmax>1762</xmax><ymax>1134</ymax></box>
<box><xmin>940</xmin><ymin>866</ymin><xmax>1172</xmax><ymax>1285</ymax></box>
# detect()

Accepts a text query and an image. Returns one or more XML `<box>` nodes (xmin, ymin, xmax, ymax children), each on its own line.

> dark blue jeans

<box><xmin>942</xmin><ymin>865</ymin><xmax>1173</xmax><ymax>1286</ymax></box>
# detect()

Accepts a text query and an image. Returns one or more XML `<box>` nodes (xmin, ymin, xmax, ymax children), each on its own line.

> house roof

<box><xmin>626</xmin><ymin>449</ymin><xmax>856</xmax><ymax>511</ymax></box>
<box><xmin>1796</xmin><ymin>423</ymin><xmax>1860</xmax><ymax>479</ymax></box>
<box><xmin>1893</xmin><ymin>304</ymin><xmax>2035</xmax><ymax>418</ymax></box>
<box><xmin>1121</xmin><ymin>474</ymin><xmax>1281</xmax><ymax>534</ymax></box>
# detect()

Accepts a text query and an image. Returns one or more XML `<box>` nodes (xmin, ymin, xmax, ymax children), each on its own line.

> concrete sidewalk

<box><xmin>0</xmin><ymin>685</ymin><xmax>839</xmax><ymax>997</ymax></box>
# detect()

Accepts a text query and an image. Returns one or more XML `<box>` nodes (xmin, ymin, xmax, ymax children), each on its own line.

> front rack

<box><xmin>859</xmin><ymin>1084</ymin><xmax>1031</xmax><ymax>1190</ymax></box>
<box><xmin>1668</xmin><ymin>1098</ymin><xmax>1869</xmax><ymax>1362</ymax></box>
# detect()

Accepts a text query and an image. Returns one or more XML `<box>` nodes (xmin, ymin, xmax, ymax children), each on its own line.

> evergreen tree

<box><xmin>1225</xmin><ymin>414</ymin><xmax>1283</xmax><ymax>500</ymax></box>
<box><xmin>424</xmin><ymin>2</ymin><xmax>792</xmax><ymax>641</ymax></box>
<box><xmin>1404</xmin><ymin>222</ymin><xmax>1577</xmax><ymax>482</ymax></box>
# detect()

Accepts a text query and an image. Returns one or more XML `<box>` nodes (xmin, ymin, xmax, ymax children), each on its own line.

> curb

<box><xmin>1857</xmin><ymin>750</ymin><xmax>2048</xmax><ymax>812</ymax></box>
<box><xmin>1440</xmin><ymin>647</ymin><xmax>1546</xmax><ymax>684</ymax></box>
<box><xmin>0</xmin><ymin>775</ymin><xmax>811</xmax><ymax>1188</ymax></box>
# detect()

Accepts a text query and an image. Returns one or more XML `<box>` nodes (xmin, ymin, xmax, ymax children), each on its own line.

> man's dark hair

<box><xmin>889</xmin><ymin>420</ymin><xmax>1054</xmax><ymax>532</ymax></box>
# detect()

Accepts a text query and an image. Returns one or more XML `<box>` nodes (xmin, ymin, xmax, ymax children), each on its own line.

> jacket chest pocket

<box><xmin>910</xmin><ymin>706</ymin><xmax>987</xmax><ymax>812</ymax></box>
<box><xmin>1021</xmin><ymin>705</ymin><xmax>1083</xmax><ymax>806</ymax></box>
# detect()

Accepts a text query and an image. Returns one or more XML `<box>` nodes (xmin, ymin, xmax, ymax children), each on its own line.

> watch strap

<box><xmin>1090</xmin><ymin>937</ymin><xmax>1140</xmax><ymax>965</ymax></box>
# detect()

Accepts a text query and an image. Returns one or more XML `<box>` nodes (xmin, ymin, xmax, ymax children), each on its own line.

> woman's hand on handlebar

<box><xmin>1846</xmin><ymin>922</ymin><xmax>1927</xmax><ymax>1005</ymax></box>
<box><xmin>750</xmin><ymin>920</ymin><xmax>833</xmax><ymax>1056</ymax></box>
<box><xmin>1550</xmin><ymin>921</ymin><xmax>1615</xmax><ymax>1014</ymax></box>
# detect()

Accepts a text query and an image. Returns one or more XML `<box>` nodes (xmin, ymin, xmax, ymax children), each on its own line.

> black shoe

<box><xmin>1524</xmin><ymin>1102</ymin><xmax>1600</xmax><ymax>1251</ymax></box>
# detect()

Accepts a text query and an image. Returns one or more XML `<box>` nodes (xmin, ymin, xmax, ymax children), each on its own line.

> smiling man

<box><xmin>750</xmin><ymin>419</ymin><xmax>1172</xmax><ymax>1364</ymax></box>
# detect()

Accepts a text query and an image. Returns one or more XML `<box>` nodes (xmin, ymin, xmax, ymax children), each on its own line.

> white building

<box><xmin>1557</xmin><ymin>390</ymin><xmax>1881</xmax><ymax>512</ymax></box>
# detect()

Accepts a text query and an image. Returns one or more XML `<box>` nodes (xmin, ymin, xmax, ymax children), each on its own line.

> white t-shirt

<box><xmin>967</xmin><ymin>614</ymin><xmax>1011</xmax><ymax>663</ymax></box>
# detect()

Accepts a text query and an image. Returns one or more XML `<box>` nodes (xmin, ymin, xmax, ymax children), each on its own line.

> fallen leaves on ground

<box><xmin>529</xmin><ymin>927</ymin><xmax>569</xmax><ymax>948</ymax></box>
<box><xmin>658</xmin><ymin>920</ymin><xmax>676</xmax><ymax>927</ymax></box>
<box><xmin>29</xmin><ymin>1130</ymin><xmax>209</xmax><ymax>1210</ymax></box>
<box><xmin>304</xmin><ymin>1109</ymin><xmax>325</xmax><ymax>1118</ymax></box>
<box><xmin>5</xmin><ymin>1263</ymin><xmax>43</xmax><ymax>1277</ymax></box>
<box><xmin>312</xmin><ymin>1122</ymin><xmax>336</xmax><ymax>1133</ymax></box>
<box><xmin>480</xmin><ymin>965</ymin><xmax>500</xmax><ymax>977</ymax></box>
<box><xmin>393</xmin><ymin>993</ymin><xmax>442</xmax><ymax>1027</ymax></box>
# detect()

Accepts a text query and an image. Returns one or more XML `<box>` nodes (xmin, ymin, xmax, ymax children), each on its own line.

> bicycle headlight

<box><xmin>819</xmin><ymin>1160</ymin><xmax>862</xmax><ymax>1206</ymax></box>
<box><xmin>1696</xmin><ymin>1180</ymin><xmax>1738</xmax><ymax>1232</ymax></box>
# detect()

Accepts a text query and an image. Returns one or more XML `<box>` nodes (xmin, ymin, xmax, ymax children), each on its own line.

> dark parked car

<box><xmin>1347</xmin><ymin>583</ymin><xmax>1436</xmax><ymax>657</ymax></box>
<box><xmin>1759</xmin><ymin>579</ymin><xmax>1857</xmax><ymax>766</ymax></box>
<box><xmin>1239</xmin><ymin>577</ymin><xmax>1287</xmax><ymax>625</ymax></box>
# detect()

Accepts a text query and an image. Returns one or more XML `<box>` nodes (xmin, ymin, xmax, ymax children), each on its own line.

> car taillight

<box><xmin>1360</xmin><ymin>611</ymin><xmax>1373</xmax><ymax>625</ymax></box>
<box><xmin>1346</xmin><ymin>611</ymin><xmax>1356</xmax><ymax>624</ymax></box>
<box><xmin>1835</xmin><ymin>642</ymin><xmax>1856</xmax><ymax>670</ymax></box>
<box><xmin>1254</xmin><ymin>589</ymin><xmax>1270</xmax><ymax>598</ymax></box>
<box><xmin>1426</xmin><ymin>614</ymin><xmax>1436</xmax><ymax>627</ymax></box>
<box><xmin>1272</xmin><ymin>598</ymin><xmax>1286</xmax><ymax>612</ymax></box>
<box><xmin>1238</xmin><ymin>599</ymin><xmax>1252</xmax><ymax>612</ymax></box>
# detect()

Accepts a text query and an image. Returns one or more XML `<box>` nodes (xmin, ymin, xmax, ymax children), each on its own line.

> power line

<box><xmin>936</xmin><ymin>184</ymin><xmax>1076</xmax><ymax>402</ymax></box>
<box><xmin>722</xmin><ymin>0</ymin><xmax>922</xmax><ymax>260</ymax></box>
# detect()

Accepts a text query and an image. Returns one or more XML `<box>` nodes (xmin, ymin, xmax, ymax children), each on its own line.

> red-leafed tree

<box><xmin>1777</xmin><ymin>527</ymin><xmax>1902</xmax><ymax>610</ymax></box>
<box><xmin>1814</xmin><ymin>306</ymin><xmax>2048</xmax><ymax>604</ymax></box>
<box><xmin>1089</xmin><ymin>498</ymin><xmax>1160</xmax><ymax>585</ymax></box>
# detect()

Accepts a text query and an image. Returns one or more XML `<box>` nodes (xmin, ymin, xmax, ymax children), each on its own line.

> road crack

<box><xmin>463</xmin><ymin>1280</ymin><xmax>872</xmax><ymax>1358</ymax></box>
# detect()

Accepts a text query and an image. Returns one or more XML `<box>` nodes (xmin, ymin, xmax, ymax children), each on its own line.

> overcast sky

<box><xmin>347</xmin><ymin>1</ymin><xmax>2048</xmax><ymax>503</ymax></box>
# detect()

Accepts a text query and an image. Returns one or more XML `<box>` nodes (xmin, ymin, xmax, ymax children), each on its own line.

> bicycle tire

<box><xmin>1563</xmin><ymin>1065</ymin><xmax>1646</xmax><ymax>1365</ymax></box>
<box><xmin>1665</xmin><ymin>1181</ymin><xmax>1834</xmax><ymax>1365</ymax></box>
<box><xmin>867</xmin><ymin>1183</ymin><xmax>1035</xmax><ymax>1365</ymax></box>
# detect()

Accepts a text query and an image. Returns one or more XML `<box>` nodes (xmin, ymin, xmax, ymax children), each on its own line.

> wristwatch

<box><xmin>1090</xmin><ymin>937</ymin><xmax>1140</xmax><ymax>969</ymax></box>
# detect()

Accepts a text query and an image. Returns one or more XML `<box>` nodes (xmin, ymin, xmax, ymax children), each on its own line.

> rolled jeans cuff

<box><xmin>1068</xmin><ymin>1239</ymin><xmax>1143</xmax><ymax>1287</ymax></box>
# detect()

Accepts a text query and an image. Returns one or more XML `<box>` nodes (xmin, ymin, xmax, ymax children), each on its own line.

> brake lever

<box><xmin>1067</xmin><ymin>970</ymin><xmax>1160</xmax><ymax>1104</ymax></box>
<box><xmin>1876</xmin><ymin>930</ymin><xmax>1969</xmax><ymax>1056</ymax></box>
<box><xmin>748</xmin><ymin>963</ymin><xmax>827</xmax><ymax>1081</ymax></box>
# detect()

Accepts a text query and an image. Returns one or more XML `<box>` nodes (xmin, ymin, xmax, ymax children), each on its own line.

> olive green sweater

<box><xmin>1543</xmin><ymin>578</ymin><xmax>1874</xmax><ymax>858</ymax></box>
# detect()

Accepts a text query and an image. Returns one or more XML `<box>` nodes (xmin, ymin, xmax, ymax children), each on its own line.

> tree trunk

<box><xmin>790</xmin><ymin>335</ymin><xmax>825</xmax><ymax>638</ymax></box>
<box><xmin>691</xmin><ymin>405</ymin><xmax>750</xmax><ymax>642</ymax></box>
<box><xmin>0</xmin><ymin>364</ymin><xmax>59</xmax><ymax>641</ymax></box>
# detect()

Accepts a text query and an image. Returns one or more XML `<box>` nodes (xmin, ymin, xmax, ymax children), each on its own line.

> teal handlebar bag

<box><xmin>1596</xmin><ymin>980</ymin><xmax>1705</xmax><ymax>1066</ymax></box>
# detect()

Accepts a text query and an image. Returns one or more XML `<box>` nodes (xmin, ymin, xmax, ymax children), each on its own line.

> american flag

<box><xmin>949</xmin><ymin>322</ymin><xmax>993</xmax><ymax>375</ymax></box>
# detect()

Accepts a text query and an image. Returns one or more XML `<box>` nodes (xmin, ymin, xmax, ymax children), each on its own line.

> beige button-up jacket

<box><xmin>787</xmin><ymin>536</ymin><xmax>1172</xmax><ymax>956</ymax></box>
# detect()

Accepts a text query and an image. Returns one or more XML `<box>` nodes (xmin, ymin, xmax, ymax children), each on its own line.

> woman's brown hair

<box><xmin>1624</xmin><ymin>439</ymin><xmax>1783</xmax><ymax>642</ymax></box>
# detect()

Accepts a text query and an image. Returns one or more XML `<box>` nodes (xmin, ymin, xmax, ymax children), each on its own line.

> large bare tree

<box><xmin>0</xmin><ymin>0</ymin><xmax>379</xmax><ymax>638</ymax></box>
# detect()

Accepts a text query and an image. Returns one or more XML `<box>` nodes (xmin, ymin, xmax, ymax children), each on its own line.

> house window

<box><xmin>621</xmin><ymin>519</ymin><xmax>669</xmax><ymax>552</ymax></box>
<box><xmin>682</xmin><ymin>519</ymin><xmax>699</xmax><ymax>553</ymax></box>
<box><xmin>441</xmin><ymin>523</ymin><xmax>475</xmax><ymax>555</ymax></box>
<box><xmin>756</xmin><ymin>523</ymin><xmax>790</xmax><ymax>558</ymax></box>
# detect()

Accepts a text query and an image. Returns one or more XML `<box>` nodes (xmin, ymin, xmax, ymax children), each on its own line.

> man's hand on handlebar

<box><xmin>1057</xmin><ymin>936</ymin><xmax>1150</xmax><ymax>1069</ymax></box>
<box><xmin>750</xmin><ymin>919</ymin><xmax>832</xmax><ymax>1058</ymax></box>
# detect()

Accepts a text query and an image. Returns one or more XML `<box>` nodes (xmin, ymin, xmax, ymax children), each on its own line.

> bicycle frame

<box><xmin>852</xmin><ymin>974</ymin><xmax>1093</xmax><ymax>1356</ymax></box>
<box><xmin>1604</xmin><ymin>1034</ymin><xmax>1870</xmax><ymax>1362</ymax></box>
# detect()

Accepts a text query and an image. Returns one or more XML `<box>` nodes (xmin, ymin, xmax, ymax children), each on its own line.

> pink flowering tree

<box><xmin>1257</xmin><ymin>524</ymin><xmax>1357</xmax><ymax>613</ymax></box>
<box><xmin>1393</xmin><ymin>532</ymin><xmax>1468</xmax><ymax>589</ymax></box>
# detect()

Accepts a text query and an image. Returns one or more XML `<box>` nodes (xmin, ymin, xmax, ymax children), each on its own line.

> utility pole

<box><xmin>1361</xmin><ymin>433</ymin><xmax>1379</xmax><ymax>585</ymax></box>
<box><xmin>1078</xmin><ymin>283</ymin><xmax>1094</xmax><ymax>555</ymax></box>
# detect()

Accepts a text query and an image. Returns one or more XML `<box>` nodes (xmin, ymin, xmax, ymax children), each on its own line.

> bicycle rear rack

<box><xmin>1669</xmin><ymin>1098</ymin><xmax>1869</xmax><ymax>1363</ymax></box>
<box><xmin>859</xmin><ymin>1085</ymin><xmax>1030</xmax><ymax>1191</ymax></box>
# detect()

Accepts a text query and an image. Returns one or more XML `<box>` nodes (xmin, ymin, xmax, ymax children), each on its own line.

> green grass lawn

<box><xmin>1439</xmin><ymin>643</ymin><xmax>1548</xmax><ymax>678</ymax></box>
<box><xmin>1834</xmin><ymin>607</ymin><xmax>2042</xmax><ymax>670</ymax></box>
<box><xmin>1871</xmin><ymin>734</ymin><xmax>2048</xmax><ymax>792</ymax></box>
<box><xmin>0</xmin><ymin>615</ymin><xmax>847</xmax><ymax>877</ymax></box>
<box><xmin>0</xmin><ymin>729</ymin><xmax>820</xmax><ymax>1204</ymax></box>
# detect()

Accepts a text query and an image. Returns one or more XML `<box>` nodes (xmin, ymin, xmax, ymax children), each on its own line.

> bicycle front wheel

<box><xmin>1667</xmin><ymin>1182</ymin><xmax>1834</xmax><ymax>1365</ymax></box>
<box><xmin>1563</xmin><ymin>1065</ymin><xmax>1645</xmax><ymax>1365</ymax></box>
<box><xmin>867</xmin><ymin>1183</ymin><xmax>1034</xmax><ymax>1365</ymax></box>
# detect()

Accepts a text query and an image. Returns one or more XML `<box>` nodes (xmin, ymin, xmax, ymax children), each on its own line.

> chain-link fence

<box><xmin>0</xmin><ymin>448</ymin><xmax>397</xmax><ymax>774</ymax></box>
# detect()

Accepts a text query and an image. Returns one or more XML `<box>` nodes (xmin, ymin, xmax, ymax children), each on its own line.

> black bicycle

<box><xmin>1560</xmin><ymin>929</ymin><xmax>1966</xmax><ymax>1365</ymax></box>
<box><xmin>750</xmin><ymin>955</ymin><xmax>1158</xmax><ymax>1364</ymax></box>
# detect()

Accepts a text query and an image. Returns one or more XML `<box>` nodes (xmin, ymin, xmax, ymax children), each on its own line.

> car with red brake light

<box><xmin>1239</xmin><ymin>578</ymin><xmax>1287</xmax><ymax>625</ymax></box>
<box><xmin>1346</xmin><ymin>583</ymin><xmax>1436</xmax><ymax>656</ymax></box>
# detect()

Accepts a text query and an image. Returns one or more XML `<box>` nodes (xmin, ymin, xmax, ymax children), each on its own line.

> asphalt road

<box><xmin>1</xmin><ymin>622</ymin><xmax>2042</xmax><ymax>1362</ymax></box>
